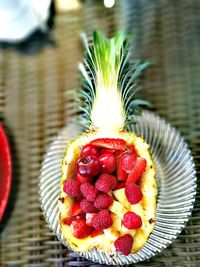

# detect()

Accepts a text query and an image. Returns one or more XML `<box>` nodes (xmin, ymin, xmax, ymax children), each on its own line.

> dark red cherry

<box><xmin>76</xmin><ymin>172</ymin><xmax>92</xmax><ymax>183</ymax></box>
<box><xmin>77</xmin><ymin>156</ymin><xmax>100</xmax><ymax>177</ymax></box>
<box><xmin>98</xmin><ymin>152</ymin><xmax>116</xmax><ymax>174</ymax></box>
<box><xmin>81</xmin><ymin>144</ymin><xmax>99</xmax><ymax>158</ymax></box>
<box><xmin>99</xmin><ymin>148</ymin><xmax>116</xmax><ymax>155</ymax></box>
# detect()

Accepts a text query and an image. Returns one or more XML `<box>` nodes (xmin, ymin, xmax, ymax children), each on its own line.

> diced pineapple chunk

<box><xmin>109</xmin><ymin>200</ymin><xmax>127</xmax><ymax>216</ymax></box>
<box><xmin>103</xmin><ymin>228</ymin><xmax>119</xmax><ymax>241</ymax></box>
<box><xmin>111</xmin><ymin>214</ymin><xmax>122</xmax><ymax>232</ymax></box>
<box><xmin>113</xmin><ymin>188</ymin><xmax>131</xmax><ymax>210</ymax></box>
<box><xmin>131</xmin><ymin>229</ymin><xmax>147</xmax><ymax>253</ymax></box>
<box><xmin>120</xmin><ymin>225</ymin><xmax>136</xmax><ymax>237</ymax></box>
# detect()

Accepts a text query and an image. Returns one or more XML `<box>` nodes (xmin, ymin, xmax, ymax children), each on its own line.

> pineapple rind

<box><xmin>59</xmin><ymin>132</ymin><xmax>157</xmax><ymax>254</ymax></box>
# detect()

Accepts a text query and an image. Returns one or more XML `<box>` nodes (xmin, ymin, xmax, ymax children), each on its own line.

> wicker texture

<box><xmin>1</xmin><ymin>0</ymin><xmax>200</xmax><ymax>266</ymax></box>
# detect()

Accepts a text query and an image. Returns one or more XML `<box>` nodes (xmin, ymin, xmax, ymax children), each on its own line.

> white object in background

<box><xmin>104</xmin><ymin>0</ymin><xmax>115</xmax><ymax>8</ymax></box>
<box><xmin>55</xmin><ymin>0</ymin><xmax>81</xmax><ymax>13</ymax></box>
<box><xmin>0</xmin><ymin>0</ymin><xmax>51</xmax><ymax>42</ymax></box>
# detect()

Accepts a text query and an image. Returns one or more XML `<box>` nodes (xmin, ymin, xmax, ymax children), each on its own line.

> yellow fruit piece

<box><xmin>103</xmin><ymin>228</ymin><xmax>120</xmax><ymax>241</ymax></box>
<box><xmin>111</xmin><ymin>214</ymin><xmax>122</xmax><ymax>232</ymax></box>
<box><xmin>109</xmin><ymin>200</ymin><xmax>127</xmax><ymax>216</ymax></box>
<box><xmin>113</xmin><ymin>188</ymin><xmax>131</xmax><ymax>210</ymax></box>
<box><xmin>120</xmin><ymin>225</ymin><xmax>136</xmax><ymax>237</ymax></box>
<box><xmin>131</xmin><ymin>229</ymin><xmax>147</xmax><ymax>253</ymax></box>
<box><xmin>61</xmin><ymin>223</ymin><xmax>114</xmax><ymax>253</ymax></box>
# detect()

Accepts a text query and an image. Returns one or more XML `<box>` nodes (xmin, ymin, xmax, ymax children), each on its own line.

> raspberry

<box><xmin>80</xmin><ymin>199</ymin><xmax>98</xmax><ymax>213</ymax></box>
<box><xmin>94</xmin><ymin>192</ymin><xmax>113</xmax><ymax>209</ymax></box>
<box><xmin>80</xmin><ymin>183</ymin><xmax>98</xmax><ymax>202</ymax></box>
<box><xmin>63</xmin><ymin>179</ymin><xmax>81</xmax><ymax>197</ymax></box>
<box><xmin>95</xmin><ymin>174</ymin><xmax>117</xmax><ymax>193</ymax></box>
<box><xmin>125</xmin><ymin>183</ymin><xmax>143</xmax><ymax>204</ymax></box>
<box><xmin>71</xmin><ymin>218</ymin><xmax>93</xmax><ymax>239</ymax></box>
<box><xmin>92</xmin><ymin>210</ymin><xmax>113</xmax><ymax>230</ymax></box>
<box><xmin>122</xmin><ymin>211</ymin><xmax>142</xmax><ymax>229</ymax></box>
<box><xmin>114</xmin><ymin>234</ymin><xmax>133</xmax><ymax>256</ymax></box>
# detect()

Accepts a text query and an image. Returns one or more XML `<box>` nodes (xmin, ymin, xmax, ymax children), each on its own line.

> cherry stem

<box><xmin>116</xmin><ymin>148</ymin><xmax>133</xmax><ymax>159</ymax></box>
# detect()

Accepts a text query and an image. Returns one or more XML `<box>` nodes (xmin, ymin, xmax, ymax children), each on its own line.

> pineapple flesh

<box><xmin>58</xmin><ymin>31</ymin><xmax>157</xmax><ymax>255</ymax></box>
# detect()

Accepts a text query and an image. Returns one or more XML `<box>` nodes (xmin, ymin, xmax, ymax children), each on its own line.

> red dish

<box><xmin>0</xmin><ymin>125</ymin><xmax>12</xmax><ymax>221</ymax></box>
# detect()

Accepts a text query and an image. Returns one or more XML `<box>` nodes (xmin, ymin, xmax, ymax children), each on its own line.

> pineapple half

<box><xmin>58</xmin><ymin>31</ymin><xmax>157</xmax><ymax>255</ymax></box>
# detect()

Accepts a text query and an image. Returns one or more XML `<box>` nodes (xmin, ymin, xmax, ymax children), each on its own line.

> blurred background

<box><xmin>0</xmin><ymin>0</ymin><xmax>200</xmax><ymax>266</ymax></box>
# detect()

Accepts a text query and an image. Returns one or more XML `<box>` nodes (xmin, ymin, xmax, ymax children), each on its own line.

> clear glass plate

<box><xmin>39</xmin><ymin>111</ymin><xmax>196</xmax><ymax>265</ymax></box>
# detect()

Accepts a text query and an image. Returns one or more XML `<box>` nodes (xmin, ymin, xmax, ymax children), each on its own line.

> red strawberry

<box><xmin>90</xmin><ymin>138</ymin><xmax>126</xmax><ymax>151</ymax></box>
<box><xmin>125</xmin><ymin>183</ymin><xmax>143</xmax><ymax>204</ymax></box>
<box><xmin>128</xmin><ymin>145</ymin><xmax>137</xmax><ymax>154</ymax></box>
<box><xmin>122</xmin><ymin>211</ymin><xmax>142</xmax><ymax>229</ymax></box>
<box><xmin>63</xmin><ymin>217</ymin><xmax>74</xmax><ymax>226</ymax></box>
<box><xmin>114</xmin><ymin>234</ymin><xmax>133</xmax><ymax>256</ymax></box>
<box><xmin>126</xmin><ymin>158</ymin><xmax>147</xmax><ymax>184</ymax></box>
<box><xmin>99</xmin><ymin>148</ymin><xmax>116</xmax><ymax>155</ymax></box>
<box><xmin>76</xmin><ymin>214</ymin><xmax>85</xmax><ymax>219</ymax></box>
<box><xmin>116</xmin><ymin>153</ymin><xmax>128</xmax><ymax>181</ymax></box>
<box><xmin>86</xmin><ymin>213</ymin><xmax>96</xmax><ymax>226</ymax></box>
<box><xmin>71</xmin><ymin>218</ymin><xmax>93</xmax><ymax>239</ymax></box>
<box><xmin>91</xmin><ymin>229</ymin><xmax>104</xmax><ymax>238</ymax></box>
<box><xmin>115</xmin><ymin>181</ymin><xmax>126</xmax><ymax>190</ymax></box>
<box><xmin>120</xmin><ymin>151</ymin><xmax>137</xmax><ymax>173</ymax></box>
<box><xmin>76</xmin><ymin>172</ymin><xmax>92</xmax><ymax>184</ymax></box>
<box><xmin>69</xmin><ymin>203</ymin><xmax>84</xmax><ymax>217</ymax></box>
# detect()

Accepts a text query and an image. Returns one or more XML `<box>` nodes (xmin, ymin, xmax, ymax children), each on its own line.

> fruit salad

<box><xmin>58</xmin><ymin>31</ymin><xmax>157</xmax><ymax>256</ymax></box>
<box><xmin>59</xmin><ymin>137</ymin><xmax>156</xmax><ymax>256</ymax></box>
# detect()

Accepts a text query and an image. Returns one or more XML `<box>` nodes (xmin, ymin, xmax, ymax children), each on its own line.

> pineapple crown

<box><xmin>67</xmin><ymin>30</ymin><xmax>149</xmax><ymax>134</ymax></box>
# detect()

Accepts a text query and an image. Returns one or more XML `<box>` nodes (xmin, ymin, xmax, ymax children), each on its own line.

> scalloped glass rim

<box><xmin>39</xmin><ymin>111</ymin><xmax>196</xmax><ymax>265</ymax></box>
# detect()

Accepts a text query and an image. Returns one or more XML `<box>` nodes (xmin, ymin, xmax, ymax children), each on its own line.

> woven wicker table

<box><xmin>1</xmin><ymin>1</ymin><xmax>200</xmax><ymax>266</ymax></box>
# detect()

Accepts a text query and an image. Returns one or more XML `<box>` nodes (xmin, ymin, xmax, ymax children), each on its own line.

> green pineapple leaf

<box><xmin>67</xmin><ymin>30</ymin><xmax>150</xmax><ymax>132</ymax></box>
